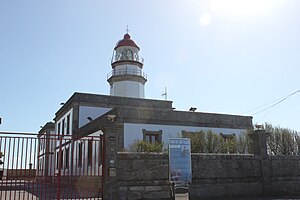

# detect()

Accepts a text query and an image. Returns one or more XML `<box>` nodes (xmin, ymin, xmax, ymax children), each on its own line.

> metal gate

<box><xmin>0</xmin><ymin>132</ymin><xmax>104</xmax><ymax>199</ymax></box>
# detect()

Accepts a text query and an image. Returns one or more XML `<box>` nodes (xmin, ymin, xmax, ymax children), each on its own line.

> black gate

<box><xmin>0</xmin><ymin>132</ymin><xmax>104</xmax><ymax>199</ymax></box>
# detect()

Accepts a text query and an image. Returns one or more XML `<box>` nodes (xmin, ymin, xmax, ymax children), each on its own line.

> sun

<box><xmin>197</xmin><ymin>0</ymin><xmax>282</xmax><ymax>26</ymax></box>
<box><xmin>210</xmin><ymin>0</ymin><xmax>275</xmax><ymax>17</ymax></box>
<box><xmin>199</xmin><ymin>13</ymin><xmax>213</xmax><ymax>26</ymax></box>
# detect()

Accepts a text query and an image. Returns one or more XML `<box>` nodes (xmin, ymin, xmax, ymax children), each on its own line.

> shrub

<box><xmin>128</xmin><ymin>140</ymin><xmax>164</xmax><ymax>153</ymax></box>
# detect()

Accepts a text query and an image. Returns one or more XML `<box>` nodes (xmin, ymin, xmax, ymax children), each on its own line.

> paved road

<box><xmin>0</xmin><ymin>180</ymin><xmax>102</xmax><ymax>199</ymax></box>
<box><xmin>190</xmin><ymin>195</ymin><xmax>300</xmax><ymax>200</ymax></box>
<box><xmin>1</xmin><ymin>190</ymin><xmax>38</xmax><ymax>200</ymax></box>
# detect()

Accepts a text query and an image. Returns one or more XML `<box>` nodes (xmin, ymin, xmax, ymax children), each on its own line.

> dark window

<box><xmin>145</xmin><ymin>133</ymin><xmax>159</xmax><ymax>143</ymax></box>
<box><xmin>60</xmin><ymin>150</ymin><xmax>64</xmax><ymax>168</ymax></box>
<box><xmin>62</xmin><ymin>119</ymin><xmax>65</xmax><ymax>136</ymax></box>
<box><xmin>88</xmin><ymin>140</ymin><xmax>93</xmax><ymax>166</ymax></box>
<box><xmin>65</xmin><ymin>147</ymin><xmax>69</xmax><ymax>169</ymax></box>
<box><xmin>78</xmin><ymin>143</ymin><xmax>82</xmax><ymax>168</ymax></box>
<box><xmin>57</xmin><ymin>123</ymin><xmax>61</xmax><ymax>139</ymax></box>
<box><xmin>98</xmin><ymin>140</ymin><xmax>102</xmax><ymax>166</ymax></box>
<box><xmin>66</xmin><ymin>114</ymin><xmax>70</xmax><ymax>135</ymax></box>
<box><xmin>142</xmin><ymin>129</ymin><xmax>163</xmax><ymax>144</ymax></box>
<box><xmin>56</xmin><ymin>152</ymin><xmax>59</xmax><ymax>169</ymax></box>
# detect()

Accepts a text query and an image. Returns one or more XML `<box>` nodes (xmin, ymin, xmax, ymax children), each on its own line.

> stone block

<box><xmin>127</xmin><ymin>191</ymin><xmax>142</xmax><ymax>200</ymax></box>
<box><xmin>130</xmin><ymin>186</ymin><xmax>144</xmax><ymax>191</ymax></box>
<box><xmin>119</xmin><ymin>186</ymin><xmax>128</xmax><ymax>191</ymax></box>
<box><xmin>143</xmin><ymin>191</ymin><xmax>170</xmax><ymax>199</ymax></box>
<box><xmin>145</xmin><ymin>186</ymin><xmax>162</xmax><ymax>192</ymax></box>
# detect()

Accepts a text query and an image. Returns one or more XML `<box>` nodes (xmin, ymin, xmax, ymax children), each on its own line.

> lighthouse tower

<box><xmin>107</xmin><ymin>33</ymin><xmax>147</xmax><ymax>98</ymax></box>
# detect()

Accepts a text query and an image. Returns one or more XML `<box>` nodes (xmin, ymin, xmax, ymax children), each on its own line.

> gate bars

<box><xmin>0</xmin><ymin>132</ymin><xmax>104</xmax><ymax>199</ymax></box>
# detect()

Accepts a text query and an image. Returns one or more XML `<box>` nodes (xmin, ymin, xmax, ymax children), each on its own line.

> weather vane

<box><xmin>126</xmin><ymin>25</ymin><xmax>130</xmax><ymax>34</ymax></box>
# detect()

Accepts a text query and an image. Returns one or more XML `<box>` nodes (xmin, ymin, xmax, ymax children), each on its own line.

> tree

<box><xmin>265</xmin><ymin>123</ymin><xmax>299</xmax><ymax>155</ymax></box>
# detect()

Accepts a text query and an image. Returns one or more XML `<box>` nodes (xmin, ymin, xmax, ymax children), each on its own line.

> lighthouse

<box><xmin>107</xmin><ymin>33</ymin><xmax>147</xmax><ymax>98</ymax></box>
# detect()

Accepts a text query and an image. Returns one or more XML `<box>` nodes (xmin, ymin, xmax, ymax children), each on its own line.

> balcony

<box><xmin>107</xmin><ymin>68</ymin><xmax>147</xmax><ymax>84</ymax></box>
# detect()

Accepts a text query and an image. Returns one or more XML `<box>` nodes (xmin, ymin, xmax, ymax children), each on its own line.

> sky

<box><xmin>0</xmin><ymin>0</ymin><xmax>299</xmax><ymax>133</ymax></box>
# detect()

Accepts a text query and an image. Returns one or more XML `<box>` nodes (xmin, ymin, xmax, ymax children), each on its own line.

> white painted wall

<box><xmin>124</xmin><ymin>123</ymin><xmax>247</xmax><ymax>149</ymax></box>
<box><xmin>56</xmin><ymin>108</ymin><xmax>73</xmax><ymax>135</ymax></box>
<box><xmin>110</xmin><ymin>81</ymin><xmax>144</xmax><ymax>98</ymax></box>
<box><xmin>71</xmin><ymin>131</ymin><xmax>103</xmax><ymax>176</ymax></box>
<box><xmin>115</xmin><ymin>64</ymin><xmax>140</xmax><ymax>71</ymax></box>
<box><xmin>78</xmin><ymin>106</ymin><xmax>112</xmax><ymax>128</ymax></box>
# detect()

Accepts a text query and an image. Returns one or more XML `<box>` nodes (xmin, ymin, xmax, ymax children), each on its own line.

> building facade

<box><xmin>38</xmin><ymin>33</ymin><xmax>253</xmax><ymax>178</ymax></box>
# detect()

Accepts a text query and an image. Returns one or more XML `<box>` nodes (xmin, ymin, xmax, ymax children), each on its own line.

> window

<box><xmin>142</xmin><ymin>129</ymin><xmax>163</xmax><ymax>144</ymax></box>
<box><xmin>98</xmin><ymin>140</ymin><xmax>102</xmax><ymax>166</ymax></box>
<box><xmin>121</xmin><ymin>49</ymin><xmax>133</xmax><ymax>60</ymax></box>
<box><xmin>62</xmin><ymin>119</ymin><xmax>65</xmax><ymax>136</ymax></box>
<box><xmin>57</xmin><ymin>123</ymin><xmax>61</xmax><ymax>139</ymax></box>
<box><xmin>56</xmin><ymin>150</ymin><xmax>63</xmax><ymax>169</ymax></box>
<box><xmin>60</xmin><ymin>150</ymin><xmax>64</xmax><ymax>168</ymax></box>
<box><xmin>65</xmin><ymin>147</ymin><xmax>69</xmax><ymax>169</ymax></box>
<box><xmin>56</xmin><ymin>152</ymin><xmax>59</xmax><ymax>169</ymax></box>
<box><xmin>78</xmin><ymin>143</ymin><xmax>82</xmax><ymax>167</ymax></box>
<box><xmin>88</xmin><ymin>140</ymin><xmax>93</xmax><ymax>166</ymax></box>
<box><xmin>145</xmin><ymin>133</ymin><xmax>159</xmax><ymax>143</ymax></box>
<box><xmin>66</xmin><ymin>114</ymin><xmax>70</xmax><ymax>135</ymax></box>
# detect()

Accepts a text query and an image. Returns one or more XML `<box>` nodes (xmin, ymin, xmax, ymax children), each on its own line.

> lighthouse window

<box><xmin>121</xmin><ymin>49</ymin><xmax>133</xmax><ymax>60</ymax></box>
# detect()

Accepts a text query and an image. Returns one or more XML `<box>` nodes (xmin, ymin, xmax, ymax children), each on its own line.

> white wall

<box><xmin>115</xmin><ymin>64</ymin><xmax>140</xmax><ymax>71</ymax></box>
<box><xmin>124</xmin><ymin>123</ymin><xmax>247</xmax><ymax>149</ymax></box>
<box><xmin>111</xmin><ymin>81</ymin><xmax>144</xmax><ymax>98</ymax></box>
<box><xmin>78</xmin><ymin>106</ymin><xmax>111</xmax><ymax>128</ymax></box>
<box><xmin>56</xmin><ymin>108</ymin><xmax>73</xmax><ymax>135</ymax></box>
<box><xmin>71</xmin><ymin>131</ymin><xmax>103</xmax><ymax>176</ymax></box>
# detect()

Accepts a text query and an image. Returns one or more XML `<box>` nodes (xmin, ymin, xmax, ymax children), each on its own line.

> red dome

<box><xmin>114</xmin><ymin>33</ymin><xmax>140</xmax><ymax>50</ymax></box>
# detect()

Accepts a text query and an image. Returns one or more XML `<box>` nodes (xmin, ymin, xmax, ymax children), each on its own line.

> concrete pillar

<box><xmin>249</xmin><ymin>129</ymin><xmax>272</xmax><ymax>194</ymax></box>
<box><xmin>102</xmin><ymin>125</ymin><xmax>123</xmax><ymax>200</ymax></box>
<box><xmin>249</xmin><ymin>129</ymin><xmax>270</xmax><ymax>157</ymax></box>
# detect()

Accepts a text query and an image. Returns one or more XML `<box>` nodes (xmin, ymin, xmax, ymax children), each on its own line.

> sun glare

<box><xmin>210</xmin><ymin>0</ymin><xmax>274</xmax><ymax>17</ymax></box>
<box><xmin>196</xmin><ymin>0</ymin><xmax>283</xmax><ymax>26</ymax></box>
<box><xmin>199</xmin><ymin>13</ymin><xmax>212</xmax><ymax>26</ymax></box>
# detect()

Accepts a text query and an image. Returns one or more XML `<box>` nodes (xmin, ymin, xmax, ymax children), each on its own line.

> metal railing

<box><xmin>107</xmin><ymin>68</ymin><xmax>147</xmax><ymax>80</ymax></box>
<box><xmin>0</xmin><ymin>132</ymin><xmax>104</xmax><ymax>199</ymax></box>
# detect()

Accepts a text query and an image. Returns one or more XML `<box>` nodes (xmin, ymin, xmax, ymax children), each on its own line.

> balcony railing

<box><xmin>107</xmin><ymin>68</ymin><xmax>147</xmax><ymax>80</ymax></box>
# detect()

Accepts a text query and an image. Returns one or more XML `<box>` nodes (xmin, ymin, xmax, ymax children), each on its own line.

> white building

<box><xmin>39</xmin><ymin>33</ymin><xmax>253</xmax><ymax>178</ymax></box>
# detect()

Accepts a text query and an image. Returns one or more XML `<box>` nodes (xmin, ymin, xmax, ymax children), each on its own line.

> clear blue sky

<box><xmin>0</xmin><ymin>0</ymin><xmax>299</xmax><ymax>133</ymax></box>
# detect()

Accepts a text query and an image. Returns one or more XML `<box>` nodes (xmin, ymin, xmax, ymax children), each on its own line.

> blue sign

<box><xmin>169</xmin><ymin>138</ymin><xmax>192</xmax><ymax>183</ymax></box>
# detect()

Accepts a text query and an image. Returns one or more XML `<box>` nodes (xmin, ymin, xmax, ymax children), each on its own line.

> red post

<box><xmin>57</xmin><ymin>136</ymin><xmax>63</xmax><ymax>199</ymax></box>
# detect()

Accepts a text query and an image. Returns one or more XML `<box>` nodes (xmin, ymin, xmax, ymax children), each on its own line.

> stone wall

<box><xmin>117</xmin><ymin>153</ymin><xmax>169</xmax><ymax>200</ymax></box>
<box><xmin>113</xmin><ymin>152</ymin><xmax>300</xmax><ymax>200</ymax></box>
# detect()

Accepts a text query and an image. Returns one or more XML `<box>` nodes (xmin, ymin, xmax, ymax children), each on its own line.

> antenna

<box><xmin>161</xmin><ymin>87</ymin><xmax>167</xmax><ymax>100</ymax></box>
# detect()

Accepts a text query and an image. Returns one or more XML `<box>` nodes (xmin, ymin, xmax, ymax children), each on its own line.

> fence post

<box><xmin>249</xmin><ymin>129</ymin><xmax>272</xmax><ymax>195</ymax></box>
<box><xmin>249</xmin><ymin>129</ymin><xmax>269</xmax><ymax>157</ymax></box>
<box><xmin>57</xmin><ymin>136</ymin><xmax>63</xmax><ymax>199</ymax></box>
<box><xmin>102</xmin><ymin>125</ymin><xmax>122</xmax><ymax>200</ymax></box>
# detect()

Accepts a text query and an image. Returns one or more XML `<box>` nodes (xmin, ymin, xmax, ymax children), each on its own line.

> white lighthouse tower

<box><xmin>107</xmin><ymin>33</ymin><xmax>147</xmax><ymax>98</ymax></box>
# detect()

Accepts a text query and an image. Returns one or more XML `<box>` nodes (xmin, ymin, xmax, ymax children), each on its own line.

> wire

<box><xmin>251</xmin><ymin>90</ymin><xmax>300</xmax><ymax>116</ymax></box>
<box><xmin>242</xmin><ymin>96</ymin><xmax>283</xmax><ymax>114</ymax></box>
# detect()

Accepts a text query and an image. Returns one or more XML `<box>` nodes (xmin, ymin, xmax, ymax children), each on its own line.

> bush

<box><xmin>182</xmin><ymin>130</ymin><xmax>252</xmax><ymax>154</ymax></box>
<box><xmin>128</xmin><ymin>140</ymin><xmax>164</xmax><ymax>153</ymax></box>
